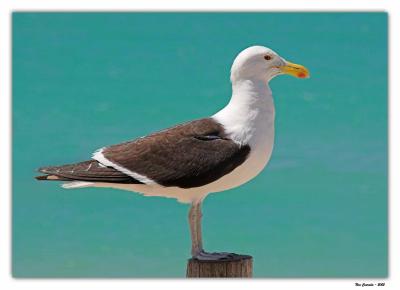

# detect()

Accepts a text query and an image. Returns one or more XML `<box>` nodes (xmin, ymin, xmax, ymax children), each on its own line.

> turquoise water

<box><xmin>12</xmin><ymin>13</ymin><xmax>387</xmax><ymax>277</ymax></box>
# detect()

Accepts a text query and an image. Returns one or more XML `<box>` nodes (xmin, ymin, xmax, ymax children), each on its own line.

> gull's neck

<box><xmin>212</xmin><ymin>78</ymin><xmax>275</xmax><ymax>145</ymax></box>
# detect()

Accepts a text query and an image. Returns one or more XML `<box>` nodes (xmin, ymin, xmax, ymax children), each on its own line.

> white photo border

<box><xmin>1</xmin><ymin>1</ymin><xmax>397</xmax><ymax>289</ymax></box>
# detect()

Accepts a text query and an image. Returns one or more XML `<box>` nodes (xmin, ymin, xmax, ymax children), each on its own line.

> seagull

<box><xmin>36</xmin><ymin>45</ymin><xmax>309</xmax><ymax>261</ymax></box>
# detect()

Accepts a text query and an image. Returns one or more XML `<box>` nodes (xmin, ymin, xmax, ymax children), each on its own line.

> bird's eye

<box><xmin>264</xmin><ymin>55</ymin><xmax>272</xmax><ymax>61</ymax></box>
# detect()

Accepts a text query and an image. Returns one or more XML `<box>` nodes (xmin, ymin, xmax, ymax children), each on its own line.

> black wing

<box><xmin>96</xmin><ymin>118</ymin><xmax>250</xmax><ymax>188</ymax></box>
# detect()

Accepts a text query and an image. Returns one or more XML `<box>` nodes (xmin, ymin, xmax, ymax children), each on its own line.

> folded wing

<box><xmin>94</xmin><ymin>118</ymin><xmax>251</xmax><ymax>188</ymax></box>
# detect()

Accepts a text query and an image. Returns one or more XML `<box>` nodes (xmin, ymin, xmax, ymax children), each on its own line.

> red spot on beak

<box><xmin>297</xmin><ymin>72</ymin><xmax>306</xmax><ymax>78</ymax></box>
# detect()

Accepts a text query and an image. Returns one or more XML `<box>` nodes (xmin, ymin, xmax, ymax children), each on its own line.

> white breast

<box><xmin>205</xmin><ymin>79</ymin><xmax>276</xmax><ymax>193</ymax></box>
<box><xmin>212</xmin><ymin>111</ymin><xmax>274</xmax><ymax>185</ymax></box>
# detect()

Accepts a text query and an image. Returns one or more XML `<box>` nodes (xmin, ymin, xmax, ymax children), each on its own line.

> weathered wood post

<box><xmin>186</xmin><ymin>254</ymin><xmax>253</xmax><ymax>278</ymax></box>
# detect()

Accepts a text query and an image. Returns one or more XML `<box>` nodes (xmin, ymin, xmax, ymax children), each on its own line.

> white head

<box><xmin>230</xmin><ymin>45</ymin><xmax>309</xmax><ymax>83</ymax></box>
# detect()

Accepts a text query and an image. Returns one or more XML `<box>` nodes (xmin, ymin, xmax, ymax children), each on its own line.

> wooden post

<box><xmin>186</xmin><ymin>254</ymin><xmax>253</xmax><ymax>278</ymax></box>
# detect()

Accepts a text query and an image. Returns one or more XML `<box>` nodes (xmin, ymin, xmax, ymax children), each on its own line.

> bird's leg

<box><xmin>189</xmin><ymin>202</ymin><xmax>203</xmax><ymax>257</ymax></box>
<box><xmin>195</xmin><ymin>202</ymin><xmax>203</xmax><ymax>252</ymax></box>
<box><xmin>189</xmin><ymin>201</ymin><xmax>239</xmax><ymax>261</ymax></box>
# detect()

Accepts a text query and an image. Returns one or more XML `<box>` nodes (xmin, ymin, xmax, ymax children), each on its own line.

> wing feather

<box><xmin>37</xmin><ymin>160</ymin><xmax>142</xmax><ymax>183</ymax></box>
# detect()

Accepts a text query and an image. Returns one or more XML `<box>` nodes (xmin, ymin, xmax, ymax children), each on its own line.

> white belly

<box><xmin>201</xmin><ymin>134</ymin><xmax>274</xmax><ymax>193</ymax></box>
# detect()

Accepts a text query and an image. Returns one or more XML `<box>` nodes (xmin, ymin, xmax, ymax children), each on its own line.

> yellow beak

<box><xmin>278</xmin><ymin>61</ymin><xmax>310</xmax><ymax>79</ymax></box>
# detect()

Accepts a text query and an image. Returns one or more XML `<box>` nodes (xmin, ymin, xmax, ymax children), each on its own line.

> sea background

<box><xmin>12</xmin><ymin>13</ymin><xmax>388</xmax><ymax>277</ymax></box>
